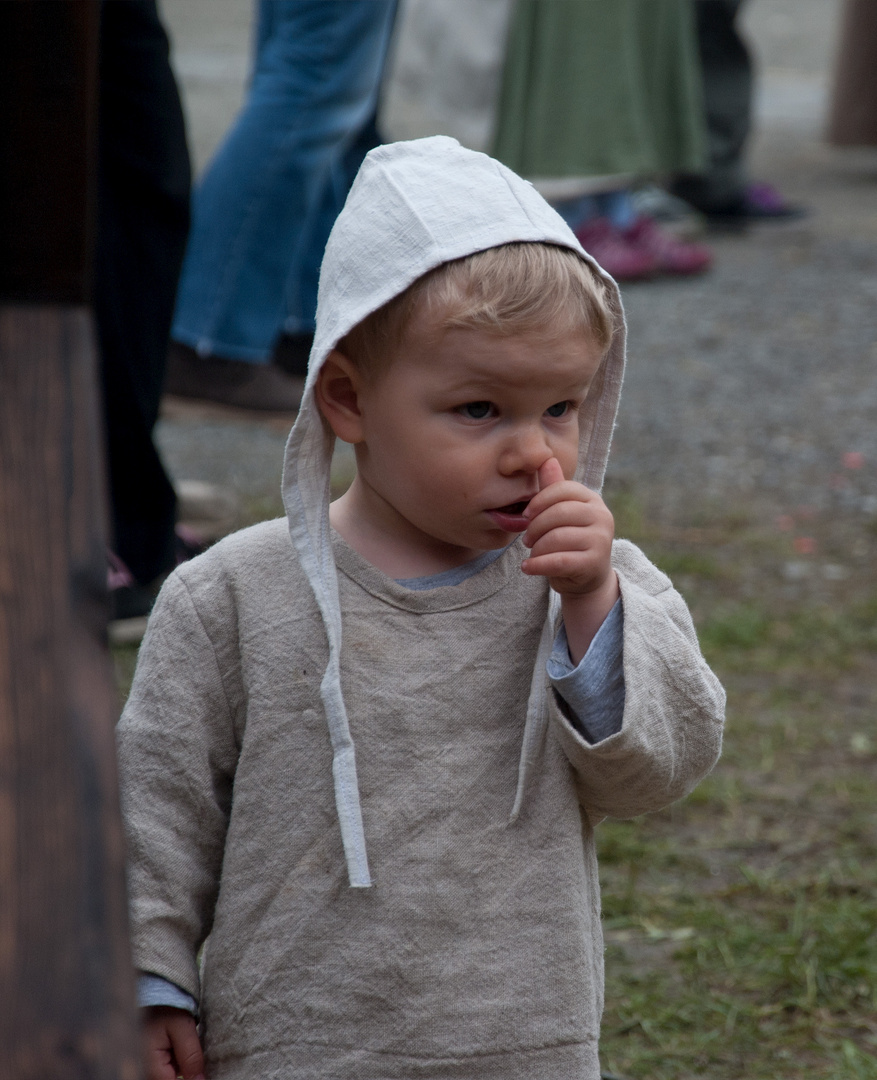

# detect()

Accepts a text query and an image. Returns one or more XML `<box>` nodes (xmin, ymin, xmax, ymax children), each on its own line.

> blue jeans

<box><xmin>171</xmin><ymin>0</ymin><xmax>397</xmax><ymax>363</ymax></box>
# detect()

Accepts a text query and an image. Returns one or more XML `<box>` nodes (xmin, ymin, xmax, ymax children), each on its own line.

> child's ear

<box><xmin>315</xmin><ymin>350</ymin><xmax>366</xmax><ymax>444</ymax></box>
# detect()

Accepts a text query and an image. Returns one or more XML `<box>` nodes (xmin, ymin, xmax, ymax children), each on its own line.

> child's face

<box><xmin>343</xmin><ymin>311</ymin><xmax>604</xmax><ymax>570</ymax></box>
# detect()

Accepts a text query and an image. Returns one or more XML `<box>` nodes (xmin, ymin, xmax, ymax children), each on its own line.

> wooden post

<box><xmin>0</xmin><ymin>3</ymin><xmax>142</xmax><ymax>1076</ymax></box>
<box><xmin>826</xmin><ymin>0</ymin><xmax>877</xmax><ymax>147</ymax></box>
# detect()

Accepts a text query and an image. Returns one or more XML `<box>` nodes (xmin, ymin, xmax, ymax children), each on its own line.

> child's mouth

<box><xmin>486</xmin><ymin>501</ymin><xmax>531</xmax><ymax>532</ymax></box>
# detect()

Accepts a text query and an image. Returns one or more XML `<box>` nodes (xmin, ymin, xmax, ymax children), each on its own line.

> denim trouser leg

<box><xmin>284</xmin><ymin>111</ymin><xmax>383</xmax><ymax>343</ymax></box>
<box><xmin>172</xmin><ymin>0</ymin><xmax>396</xmax><ymax>363</ymax></box>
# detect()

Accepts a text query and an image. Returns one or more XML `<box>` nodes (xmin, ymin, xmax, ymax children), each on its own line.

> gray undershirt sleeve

<box><xmin>547</xmin><ymin>598</ymin><xmax>625</xmax><ymax>743</ymax></box>
<box><xmin>137</xmin><ymin>972</ymin><xmax>198</xmax><ymax>1014</ymax></box>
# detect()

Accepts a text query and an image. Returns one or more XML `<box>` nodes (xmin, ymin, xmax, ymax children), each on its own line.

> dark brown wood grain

<box><xmin>0</xmin><ymin>312</ymin><xmax>141</xmax><ymax>1073</ymax></box>
<box><xmin>826</xmin><ymin>0</ymin><xmax>877</xmax><ymax>147</ymax></box>
<box><xmin>0</xmin><ymin>3</ymin><xmax>147</xmax><ymax>1073</ymax></box>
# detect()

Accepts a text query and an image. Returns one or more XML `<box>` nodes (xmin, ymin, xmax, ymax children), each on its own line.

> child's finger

<box><xmin>537</xmin><ymin>456</ymin><xmax>565</xmax><ymax>491</ymax></box>
<box><xmin>522</xmin><ymin>550</ymin><xmax>600</xmax><ymax>582</ymax></box>
<box><xmin>143</xmin><ymin>1010</ymin><xmax>204</xmax><ymax>1080</ymax></box>
<box><xmin>168</xmin><ymin>1017</ymin><xmax>205</xmax><ymax>1080</ymax></box>
<box><xmin>527</xmin><ymin>526</ymin><xmax>595</xmax><ymax>559</ymax></box>
<box><xmin>524</xmin><ymin>485</ymin><xmax>604</xmax><ymax>536</ymax></box>
<box><xmin>523</xmin><ymin>499</ymin><xmax>601</xmax><ymax>547</ymax></box>
<box><xmin>524</xmin><ymin>479</ymin><xmax>593</xmax><ymax>522</ymax></box>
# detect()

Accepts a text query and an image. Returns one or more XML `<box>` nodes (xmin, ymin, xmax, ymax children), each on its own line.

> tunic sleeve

<box><xmin>549</xmin><ymin>540</ymin><xmax>725</xmax><ymax>821</ymax></box>
<box><xmin>117</xmin><ymin>568</ymin><xmax>240</xmax><ymax>1002</ymax></box>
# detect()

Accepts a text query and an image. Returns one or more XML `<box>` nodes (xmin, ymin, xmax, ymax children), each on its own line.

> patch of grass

<box><xmin>112</xmin><ymin>643</ymin><xmax>140</xmax><ymax>703</ymax></box>
<box><xmin>605</xmin><ymin>482</ymin><xmax>651</xmax><ymax>542</ymax></box>
<box><xmin>699</xmin><ymin>597</ymin><xmax>877</xmax><ymax>674</ymax></box>
<box><xmin>700</xmin><ymin>602</ymin><xmax>772</xmax><ymax>651</ymax></box>
<box><xmin>235</xmin><ymin>491</ymin><xmax>286</xmax><ymax>530</ymax></box>
<box><xmin>649</xmin><ymin>549</ymin><xmax>724</xmax><ymax>580</ymax></box>
<box><xmin>597</xmin><ymin>501</ymin><xmax>877</xmax><ymax>1078</ymax></box>
<box><xmin>599</xmin><ymin>838</ymin><xmax>877</xmax><ymax>1079</ymax></box>
<box><xmin>590</xmin><ymin>489</ymin><xmax>877</xmax><ymax>1076</ymax></box>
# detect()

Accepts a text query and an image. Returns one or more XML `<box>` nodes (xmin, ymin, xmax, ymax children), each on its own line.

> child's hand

<box><xmin>521</xmin><ymin>457</ymin><xmax>614</xmax><ymax>596</ymax></box>
<box><xmin>522</xmin><ymin>457</ymin><xmax>619</xmax><ymax>663</ymax></box>
<box><xmin>143</xmin><ymin>1006</ymin><xmax>205</xmax><ymax>1080</ymax></box>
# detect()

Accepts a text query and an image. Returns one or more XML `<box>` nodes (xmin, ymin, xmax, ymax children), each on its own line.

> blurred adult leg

<box><xmin>670</xmin><ymin>0</ymin><xmax>804</xmax><ymax>223</ymax></box>
<box><xmin>273</xmin><ymin>111</ymin><xmax>382</xmax><ymax>377</ymax></box>
<box><xmin>94</xmin><ymin>0</ymin><xmax>190</xmax><ymax>596</ymax></box>
<box><xmin>670</xmin><ymin>0</ymin><xmax>750</xmax><ymax>214</ymax></box>
<box><xmin>171</xmin><ymin>0</ymin><xmax>396</xmax><ymax>367</ymax></box>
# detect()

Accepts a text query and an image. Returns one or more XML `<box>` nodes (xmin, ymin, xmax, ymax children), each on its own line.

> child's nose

<box><xmin>498</xmin><ymin>424</ymin><xmax>552</xmax><ymax>475</ymax></box>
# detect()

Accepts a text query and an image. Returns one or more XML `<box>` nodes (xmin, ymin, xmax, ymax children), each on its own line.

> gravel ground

<box><xmin>155</xmin><ymin>0</ymin><xmax>877</xmax><ymax>532</ymax></box>
<box><xmin>612</xmin><ymin>134</ymin><xmax>877</xmax><ymax>523</ymax></box>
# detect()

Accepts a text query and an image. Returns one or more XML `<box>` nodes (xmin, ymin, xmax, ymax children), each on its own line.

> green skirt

<box><xmin>492</xmin><ymin>0</ymin><xmax>706</xmax><ymax>180</ymax></box>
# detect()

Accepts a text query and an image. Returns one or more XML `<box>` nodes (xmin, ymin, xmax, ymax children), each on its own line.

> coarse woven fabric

<box><xmin>118</xmin><ymin>520</ymin><xmax>724</xmax><ymax>1079</ymax></box>
<box><xmin>492</xmin><ymin>0</ymin><xmax>706</xmax><ymax>181</ymax></box>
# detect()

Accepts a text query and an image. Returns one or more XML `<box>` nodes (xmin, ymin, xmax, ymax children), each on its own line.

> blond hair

<box><xmin>338</xmin><ymin>242</ymin><xmax>616</xmax><ymax>379</ymax></box>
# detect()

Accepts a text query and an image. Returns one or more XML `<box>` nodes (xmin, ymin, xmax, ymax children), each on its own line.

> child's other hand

<box><xmin>522</xmin><ymin>457</ymin><xmax>619</xmax><ymax>664</ymax></box>
<box><xmin>143</xmin><ymin>1006</ymin><xmax>205</xmax><ymax>1080</ymax></box>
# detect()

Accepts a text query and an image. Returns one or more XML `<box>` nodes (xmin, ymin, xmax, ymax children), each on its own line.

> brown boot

<box><xmin>164</xmin><ymin>342</ymin><xmax>305</xmax><ymax>412</ymax></box>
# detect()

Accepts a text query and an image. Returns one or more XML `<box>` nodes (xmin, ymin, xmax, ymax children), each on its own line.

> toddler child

<box><xmin>119</xmin><ymin>137</ymin><xmax>725</xmax><ymax>1080</ymax></box>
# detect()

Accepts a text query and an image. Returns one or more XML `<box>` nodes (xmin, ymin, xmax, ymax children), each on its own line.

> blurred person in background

<box><xmin>164</xmin><ymin>0</ymin><xmax>397</xmax><ymax>412</ymax></box>
<box><xmin>669</xmin><ymin>0</ymin><xmax>805</xmax><ymax>227</ymax></box>
<box><xmin>96</xmin><ymin>0</ymin><xmax>197</xmax><ymax>621</ymax></box>
<box><xmin>492</xmin><ymin>0</ymin><xmax>714</xmax><ymax>281</ymax></box>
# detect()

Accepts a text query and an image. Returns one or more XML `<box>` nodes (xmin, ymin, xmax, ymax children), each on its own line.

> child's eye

<box><xmin>458</xmin><ymin>401</ymin><xmax>494</xmax><ymax>419</ymax></box>
<box><xmin>545</xmin><ymin>401</ymin><xmax>570</xmax><ymax>418</ymax></box>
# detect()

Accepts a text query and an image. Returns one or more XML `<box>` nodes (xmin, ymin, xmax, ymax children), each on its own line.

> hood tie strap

<box><xmin>284</xmin><ymin>417</ymin><xmax>373</xmax><ymax>888</ymax></box>
<box><xmin>509</xmin><ymin>591</ymin><xmax>562</xmax><ymax>823</ymax></box>
<box><xmin>321</xmin><ymin>657</ymin><xmax>373</xmax><ymax>888</ymax></box>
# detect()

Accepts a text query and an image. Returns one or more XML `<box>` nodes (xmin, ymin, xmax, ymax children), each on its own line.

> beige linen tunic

<box><xmin>118</xmin><ymin>521</ymin><xmax>723</xmax><ymax>1079</ymax></box>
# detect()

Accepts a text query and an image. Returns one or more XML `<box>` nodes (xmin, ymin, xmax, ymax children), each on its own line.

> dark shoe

<box><xmin>108</xmin><ymin>528</ymin><xmax>210</xmax><ymax>643</ymax></box>
<box><xmin>273</xmin><ymin>331</ymin><xmax>314</xmax><ymax>377</ymax></box>
<box><xmin>107</xmin><ymin>550</ymin><xmax>157</xmax><ymax>622</ymax></box>
<box><xmin>673</xmin><ymin>182</ymin><xmax>807</xmax><ymax>231</ymax></box>
<box><xmin>165</xmin><ymin>342</ymin><xmax>305</xmax><ymax>412</ymax></box>
<box><xmin>740</xmin><ymin>181</ymin><xmax>807</xmax><ymax>221</ymax></box>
